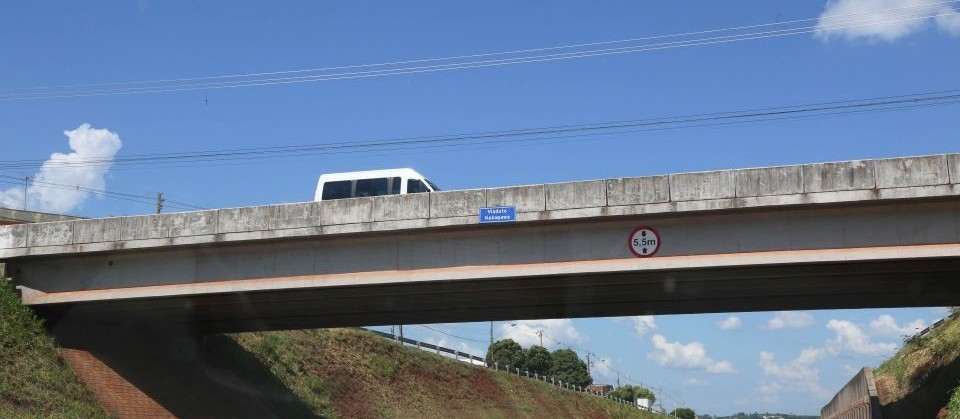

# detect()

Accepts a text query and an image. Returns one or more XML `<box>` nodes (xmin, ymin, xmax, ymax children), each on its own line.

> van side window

<box><xmin>322</xmin><ymin>180</ymin><xmax>353</xmax><ymax>200</ymax></box>
<box><xmin>390</xmin><ymin>177</ymin><xmax>401</xmax><ymax>195</ymax></box>
<box><xmin>355</xmin><ymin>177</ymin><xmax>389</xmax><ymax>197</ymax></box>
<box><xmin>407</xmin><ymin>179</ymin><xmax>429</xmax><ymax>193</ymax></box>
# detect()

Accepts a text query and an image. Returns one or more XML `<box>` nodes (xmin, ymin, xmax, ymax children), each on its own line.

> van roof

<box><xmin>317</xmin><ymin>168</ymin><xmax>427</xmax><ymax>182</ymax></box>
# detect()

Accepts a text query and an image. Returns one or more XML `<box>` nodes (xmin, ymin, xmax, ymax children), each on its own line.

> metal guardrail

<box><xmin>363</xmin><ymin>329</ymin><xmax>671</xmax><ymax>415</ymax></box>
<box><xmin>912</xmin><ymin>311</ymin><xmax>958</xmax><ymax>341</ymax></box>
<box><xmin>366</xmin><ymin>329</ymin><xmax>486</xmax><ymax>364</ymax></box>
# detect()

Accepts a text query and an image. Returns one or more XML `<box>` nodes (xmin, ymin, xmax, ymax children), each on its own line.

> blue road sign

<box><xmin>479</xmin><ymin>206</ymin><xmax>517</xmax><ymax>223</ymax></box>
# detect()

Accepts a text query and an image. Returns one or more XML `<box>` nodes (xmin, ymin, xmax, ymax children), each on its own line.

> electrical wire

<box><xmin>14</xmin><ymin>0</ymin><xmax>957</xmax><ymax>93</ymax></box>
<box><xmin>1</xmin><ymin>6</ymin><xmax>956</xmax><ymax>100</ymax></box>
<box><xmin>1</xmin><ymin>87</ymin><xmax>957</xmax><ymax>172</ymax></box>
<box><xmin>416</xmin><ymin>324</ymin><xmax>490</xmax><ymax>343</ymax></box>
<box><xmin>526</xmin><ymin>327</ymin><xmax>690</xmax><ymax>410</ymax></box>
<box><xmin>0</xmin><ymin>175</ymin><xmax>206</xmax><ymax>211</ymax></box>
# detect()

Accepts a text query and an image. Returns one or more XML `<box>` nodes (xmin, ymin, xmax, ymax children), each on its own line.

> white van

<box><xmin>314</xmin><ymin>168</ymin><xmax>439</xmax><ymax>201</ymax></box>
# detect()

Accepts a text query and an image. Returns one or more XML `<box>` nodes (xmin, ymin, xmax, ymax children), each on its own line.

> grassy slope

<box><xmin>874</xmin><ymin>312</ymin><xmax>960</xmax><ymax>418</ymax></box>
<box><xmin>232</xmin><ymin>328</ymin><xmax>661</xmax><ymax>419</ymax></box>
<box><xmin>0</xmin><ymin>284</ymin><xmax>108</xmax><ymax>419</ymax></box>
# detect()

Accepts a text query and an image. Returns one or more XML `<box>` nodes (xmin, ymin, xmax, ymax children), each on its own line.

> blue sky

<box><xmin>2</xmin><ymin>0</ymin><xmax>959</xmax><ymax>414</ymax></box>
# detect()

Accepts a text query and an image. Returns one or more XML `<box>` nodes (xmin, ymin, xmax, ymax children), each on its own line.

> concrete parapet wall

<box><xmin>0</xmin><ymin>208</ymin><xmax>80</xmax><ymax>225</ymax></box>
<box><xmin>821</xmin><ymin>367</ymin><xmax>882</xmax><ymax>419</ymax></box>
<box><xmin>1</xmin><ymin>153</ymin><xmax>959</xmax><ymax>258</ymax></box>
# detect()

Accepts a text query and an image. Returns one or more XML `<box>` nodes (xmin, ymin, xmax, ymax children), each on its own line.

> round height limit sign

<box><xmin>629</xmin><ymin>226</ymin><xmax>661</xmax><ymax>257</ymax></box>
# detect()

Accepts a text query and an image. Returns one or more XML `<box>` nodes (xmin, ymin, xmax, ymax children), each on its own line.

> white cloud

<box><xmin>707</xmin><ymin>360</ymin><xmax>735</xmax><ymax>374</ymax></box>
<box><xmin>0</xmin><ymin>124</ymin><xmax>122</xmax><ymax>214</ymax></box>
<box><xmin>765</xmin><ymin>311</ymin><xmax>815</xmax><ymax>330</ymax></box>
<box><xmin>843</xmin><ymin>364</ymin><xmax>860</xmax><ymax>375</ymax></box>
<box><xmin>757</xmin><ymin>380</ymin><xmax>783</xmax><ymax>395</ymax></box>
<box><xmin>592</xmin><ymin>358</ymin><xmax>617</xmax><ymax>381</ymax></box>
<box><xmin>869</xmin><ymin>314</ymin><xmax>926</xmax><ymax>339</ymax></box>
<box><xmin>815</xmin><ymin>0</ymin><xmax>960</xmax><ymax>42</ymax></box>
<box><xmin>647</xmin><ymin>334</ymin><xmax>735</xmax><ymax>374</ymax></box>
<box><xmin>760</xmin><ymin>348</ymin><xmax>824</xmax><ymax>381</ymax></box>
<box><xmin>826</xmin><ymin>319</ymin><xmax>898</xmax><ymax>357</ymax></box>
<box><xmin>937</xmin><ymin>10</ymin><xmax>960</xmax><ymax>35</ymax></box>
<box><xmin>717</xmin><ymin>316</ymin><xmax>742</xmax><ymax>331</ymax></box>
<box><xmin>630</xmin><ymin>315</ymin><xmax>657</xmax><ymax>337</ymax></box>
<box><xmin>500</xmin><ymin>319</ymin><xmax>586</xmax><ymax>348</ymax></box>
<box><xmin>758</xmin><ymin>348</ymin><xmax>832</xmax><ymax>401</ymax></box>
<box><xmin>682</xmin><ymin>377</ymin><xmax>709</xmax><ymax>386</ymax></box>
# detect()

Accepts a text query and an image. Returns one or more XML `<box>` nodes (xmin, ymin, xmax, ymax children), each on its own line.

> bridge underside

<box><xmin>31</xmin><ymin>256</ymin><xmax>960</xmax><ymax>334</ymax></box>
<box><xmin>7</xmin><ymin>198</ymin><xmax>960</xmax><ymax>334</ymax></box>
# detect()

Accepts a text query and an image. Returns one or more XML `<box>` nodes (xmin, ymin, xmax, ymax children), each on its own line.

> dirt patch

<box><xmin>875</xmin><ymin>374</ymin><xmax>895</xmax><ymax>405</ymax></box>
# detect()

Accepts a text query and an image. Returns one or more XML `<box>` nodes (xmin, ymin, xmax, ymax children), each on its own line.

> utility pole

<box><xmin>536</xmin><ymin>329</ymin><xmax>544</xmax><ymax>347</ymax></box>
<box><xmin>656</xmin><ymin>386</ymin><xmax>663</xmax><ymax>414</ymax></box>
<box><xmin>22</xmin><ymin>177</ymin><xmax>28</xmax><ymax>210</ymax></box>
<box><xmin>585</xmin><ymin>351</ymin><xmax>594</xmax><ymax>377</ymax></box>
<box><xmin>489</xmin><ymin>321</ymin><xmax>494</xmax><ymax>347</ymax></box>
<box><xmin>399</xmin><ymin>324</ymin><xmax>403</xmax><ymax>340</ymax></box>
<box><xmin>155</xmin><ymin>192</ymin><xmax>165</xmax><ymax>214</ymax></box>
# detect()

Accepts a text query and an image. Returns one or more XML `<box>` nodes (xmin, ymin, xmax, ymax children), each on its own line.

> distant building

<box><xmin>586</xmin><ymin>384</ymin><xmax>613</xmax><ymax>395</ymax></box>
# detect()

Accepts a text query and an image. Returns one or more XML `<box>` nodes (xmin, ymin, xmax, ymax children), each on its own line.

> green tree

<box><xmin>523</xmin><ymin>345</ymin><xmax>552</xmax><ymax>376</ymax></box>
<box><xmin>670</xmin><ymin>407</ymin><xmax>696</xmax><ymax>419</ymax></box>
<box><xmin>635</xmin><ymin>386</ymin><xmax>655</xmax><ymax>403</ymax></box>
<box><xmin>549</xmin><ymin>348</ymin><xmax>592</xmax><ymax>387</ymax></box>
<box><xmin>608</xmin><ymin>385</ymin><xmax>655</xmax><ymax>404</ymax></box>
<box><xmin>485</xmin><ymin>339</ymin><xmax>523</xmax><ymax>368</ymax></box>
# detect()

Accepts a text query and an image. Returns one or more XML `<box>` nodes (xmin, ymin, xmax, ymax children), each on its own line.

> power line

<box><xmin>416</xmin><ymin>324</ymin><xmax>490</xmax><ymax>343</ymax></box>
<box><xmin>0</xmin><ymin>175</ymin><xmax>206</xmax><ymax>211</ymax></box>
<box><xmin>1</xmin><ymin>6</ymin><xmax>956</xmax><ymax>100</ymax></box>
<box><xmin>15</xmin><ymin>0</ymin><xmax>956</xmax><ymax>93</ymax></box>
<box><xmin>0</xmin><ymin>179</ymin><xmax>156</xmax><ymax>209</ymax></box>
<box><xmin>526</xmin><ymin>327</ymin><xmax>690</xmax><ymax>410</ymax></box>
<box><xmin>15</xmin><ymin>95</ymin><xmax>951</xmax><ymax>177</ymax></box>
<box><xmin>1</xmin><ymin>87</ymin><xmax>957</xmax><ymax>172</ymax></box>
<box><xmin>5</xmin><ymin>10</ymin><xmax>946</xmax><ymax>98</ymax></box>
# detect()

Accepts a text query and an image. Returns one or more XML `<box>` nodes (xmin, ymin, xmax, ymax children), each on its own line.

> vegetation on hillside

<box><xmin>486</xmin><ymin>339</ymin><xmax>593</xmax><ymax>387</ymax></box>
<box><xmin>948</xmin><ymin>386</ymin><xmax>960</xmax><ymax>419</ymax></box>
<box><xmin>0</xmin><ymin>284</ymin><xmax>108</xmax><ymax>418</ymax></box>
<box><xmin>608</xmin><ymin>385</ymin><xmax>656</xmax><ymax>405</ymax></box>
<box><xmin>232</xmin><ymin>328</ymin><xmax>662</xmax><ymax>419</ymax></box>
<box><xmin>700</xmin><ymin>414</ymin><xmax>817</xmax><ymax>419</ymax></box>
<box><xmin>874</xmin><ymin>310</ymin><xmax>960</xmax><ymax>418</ymax></box>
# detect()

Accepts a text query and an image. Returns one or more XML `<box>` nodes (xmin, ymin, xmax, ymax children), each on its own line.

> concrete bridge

<box><xmin>2</xmin><ymin>154</ymin><xmax>959</xmax><ymax>333</ymax></box>
<box><xmin>0</xmin><ymin>207</ymin><xmax>79</xmax><ymax>225</ymax></box>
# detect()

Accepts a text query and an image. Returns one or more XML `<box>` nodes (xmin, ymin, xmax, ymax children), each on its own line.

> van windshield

<box><xmin>407</xmin><ymin>179</ymin><xmax>429</xmax><ymax>193</ymax></box>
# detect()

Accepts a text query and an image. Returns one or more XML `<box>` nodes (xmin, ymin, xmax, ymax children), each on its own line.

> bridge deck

<box><xmin>0</xmin><ymin>154</ymin><xmax>958</xmax><ymax>259</ymax></box>
<box><xmin>3</xmin><ymin>154</ymin><xmax>960</xmax><ymax>332</ymax></box>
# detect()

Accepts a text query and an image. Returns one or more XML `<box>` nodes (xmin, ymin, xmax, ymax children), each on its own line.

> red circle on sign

<box><xmin>628</xmin><ymin>226</ymin><xmax>661</xmax><ymax>258</ymax></box>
